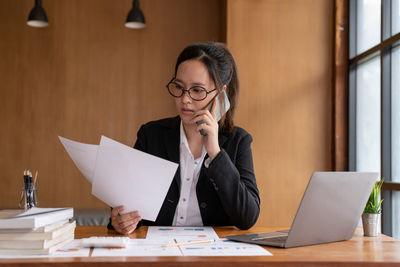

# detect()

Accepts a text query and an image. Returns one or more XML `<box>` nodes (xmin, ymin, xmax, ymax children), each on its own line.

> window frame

<box><xmin>335</xmin><ymin>0</ymin><xmax>400</xmax><ymax>237</ymax></box>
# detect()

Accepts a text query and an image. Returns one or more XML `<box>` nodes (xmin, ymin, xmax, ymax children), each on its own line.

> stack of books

<box><xmin>0</xmin><ymin>207</ymin><xmax>75</xmax><ymax>255</ymax></box>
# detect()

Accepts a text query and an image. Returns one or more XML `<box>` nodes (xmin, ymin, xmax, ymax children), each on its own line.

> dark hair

<box><xmin>174</xmin><ymin>42</ymin><xmax>239</xmax><ymax>133</ymax></box>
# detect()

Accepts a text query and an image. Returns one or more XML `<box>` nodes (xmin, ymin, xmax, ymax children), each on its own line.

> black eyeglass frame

<box><xmin>166</xmin><ymin>77</ymin><xmax>218</xmax><ymax>101</ymax></box>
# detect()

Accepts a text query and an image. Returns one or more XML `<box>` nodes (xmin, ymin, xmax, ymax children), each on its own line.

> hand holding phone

<box><xmin>196</xmin><ymin>90</ymin><xmax>231</xmax><ymax>136</ymax></box>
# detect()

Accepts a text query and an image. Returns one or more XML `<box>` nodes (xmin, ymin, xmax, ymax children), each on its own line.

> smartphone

<box><xmin>196</xmin><ymin>90</ymin><xmax>231</xmax><ymax>136</ymax></box>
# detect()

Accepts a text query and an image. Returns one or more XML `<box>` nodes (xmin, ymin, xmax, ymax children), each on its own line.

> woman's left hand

<box><xmin>191</xmin><ymin>97</ymin><xmax>221</xmax><ymax>161</ymax></box>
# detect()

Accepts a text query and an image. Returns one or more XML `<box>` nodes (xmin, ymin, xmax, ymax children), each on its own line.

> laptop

<box><xmin>226</xmin><ymin>172</ymin><xmax>378</xmax><ymax>248</ymax></box>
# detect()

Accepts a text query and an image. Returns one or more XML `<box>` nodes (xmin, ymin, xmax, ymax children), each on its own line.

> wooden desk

<box><xmin>1</xmin><ymin>226</ymin><xmax>399</xmax><ymax>266</ymax></box>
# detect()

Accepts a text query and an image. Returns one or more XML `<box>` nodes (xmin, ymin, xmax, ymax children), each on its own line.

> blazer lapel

<box><xmin>218</xmin><ymin>131</ymin><xmax>228</xmax><ymax>148</ymax></box>
<box><xmin>163</xmin><ymin>116</ymin><xmax>181</xmax><ymax>190</ymax></box>
<box><xmin>163</xmin><ymin>118</ymin><xmax>229</xmax><ymax>191</ymax></box>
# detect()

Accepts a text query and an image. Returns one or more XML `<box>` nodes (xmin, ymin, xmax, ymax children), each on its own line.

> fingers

<box><xmin>195</xmin><ymin>107</ymin><xmax>216</xmax><ymax>119</ymax></box>
<box><xmin>198</xmin><ymin>123</ymin><xmax>212</xmax><ymax>134</ymax></box>
<box><xmin>119</xmin><ymin>216</ymin><xmax>142</xmax><ymax>235</ymax></box>
<box><xmin>115</xmin><ymin>210</ymin><xmax>140</xmax><ymax>224</ymax></box>
<box><xmin>111</xmin><ymin>206</ymin><xmax>139</xmax><ymax>223</ymax></box>
<box><xmin>195</xmin><ymin>120</ymin><xmax>208</xmax><ymax>136</ymax></box>
<box><xmin>192</xmin><ymin>113</ymin><xmax>216</xmax><ymax>134</ymax></box>
<box><xmin>111</xmin><ymin>205</ymin><xmax>124</xmax><ymax>217</ymax></box>
<box><xmin>112</xmin><ymin>215</ymin><xmax>141</xmax><ymax>235</ymax></box>
<box><xmin>111</xmin><ymin>208</ymin><xmax>142</xmax><ymax>235</ymax></box>
<box><xmin>191</xmin><ymin>110</ymin><xmax>215</xmax><ymax>126</ymax></box>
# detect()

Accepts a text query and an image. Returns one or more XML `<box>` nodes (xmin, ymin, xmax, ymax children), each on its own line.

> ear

<box><xmin>222</xmin><ymin>85</ymin><xmax>227</xmax><ymax>92</ymax></box>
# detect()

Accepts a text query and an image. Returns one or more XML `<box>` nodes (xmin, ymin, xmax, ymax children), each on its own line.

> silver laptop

<box><xmin>227</xmin><ymin>172</ymin><xmax>378</xmax><ymax>248</ymax></box>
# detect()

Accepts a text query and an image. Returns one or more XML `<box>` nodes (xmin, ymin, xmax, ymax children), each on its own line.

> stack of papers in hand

<box><xmin>0</xmin><ymin>207</ymin><xmax>75</xmax><ymax>255</ymax></box>
<box><xmin>58</xmin><ymin>136</ymin><xmax>178</xmax><ymax>221</ymax></box>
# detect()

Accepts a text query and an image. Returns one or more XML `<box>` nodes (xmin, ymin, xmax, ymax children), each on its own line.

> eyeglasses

<box><xmin>166</xmin><ymin>78</ymin><xmax>217</xmax><ymax>101</ymax></box>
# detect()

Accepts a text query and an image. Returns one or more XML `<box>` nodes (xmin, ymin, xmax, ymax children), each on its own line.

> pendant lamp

<box><xmin>125</xmin><ymin>0</ymin><xmax>146</xmax><ymax>29</ymax></box>
<box><xmin>27</xmin><ymin>0</ymin><xmax>48</xmax><ymax>28</ymax></box>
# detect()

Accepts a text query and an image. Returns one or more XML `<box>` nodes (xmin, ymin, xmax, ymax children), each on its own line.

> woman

<box><xmin>108</xmin><ymin>42</ymin><xmax>260</xmax><ymax>234</ymax></box>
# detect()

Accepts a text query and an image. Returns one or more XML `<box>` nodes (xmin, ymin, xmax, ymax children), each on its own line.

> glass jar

<box><xmin>18</xmin><ymin>182</ymin><xmax>39</xmax><ymax>210</ymax></box>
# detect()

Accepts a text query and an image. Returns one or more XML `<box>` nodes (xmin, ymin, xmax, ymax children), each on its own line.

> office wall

<box><xmin>0</xmin><ymin>0</ymin><xmax>223</xmax><ymax>208</ymax></box>
<box><xmin>0</xmin><ymin>0</ymin><xmax>333</xmax><ymax>228</ymax></box>
<box><xmin>227</xmin><ymin>0</ymin><xmax>333</xmax><ymax>226</ymax></box>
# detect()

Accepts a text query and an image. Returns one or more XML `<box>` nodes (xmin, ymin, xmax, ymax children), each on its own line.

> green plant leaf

<box><xmin>363</xmin><ymin>179</ymin><xmax>384</xmax><ymax>214</ymax></box>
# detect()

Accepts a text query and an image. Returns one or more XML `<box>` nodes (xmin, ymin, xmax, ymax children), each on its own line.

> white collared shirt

<box><xmin>172</xmin><ymin>122</ymin><xmax>207</xmax><ymax>226</ymax></box>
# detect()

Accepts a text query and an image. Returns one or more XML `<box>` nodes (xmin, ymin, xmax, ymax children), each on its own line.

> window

<box><xmin>349</xmin><ymin>0</ymin><xmax>400</xmax><ymax>239</ymax></box>
<box><xmin>393</xmin><ymin>0</ymin><xmax>400</xmax><ymax>35</ymax></box>
<box><xmin>355</xmin><ymin>0</ymin><xmax>381</xmax><ymax>55</ymax></box>
<box><xmin>392</xmin><ymin>43</ymin><xmax>400</xmax><ymax>239</ymax></box>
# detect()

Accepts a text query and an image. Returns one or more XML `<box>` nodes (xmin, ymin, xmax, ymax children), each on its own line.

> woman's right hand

<box><xmin>111</xmin><ymin>206</ymin><xmax>142</xmax><ymax>235</ymax></box>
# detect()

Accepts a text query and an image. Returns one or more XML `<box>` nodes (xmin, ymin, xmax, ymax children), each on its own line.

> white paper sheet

<box><xmin>59</xmin><ymin>135</ymin><xmax>179</xmax><ymax>222</ymax></box>
<box><xmin>91</xmin><ymin>136</ymin><xmax>178</xmax><ymax>221</ymax></box>
<box><xmin>91</xmin><ymin>239</ymin><xmax>182</xmax><ymax>257</ymax></box>
<box><xmin>0</xmin><ymin>240</ymin><xmax>90</xmax><ymax>258</ymax></box>
<box><xmin>179</xmin><ymin>238</ymin><xmax>272</xmax><ymax>256</ymax></box>
<box><xmin>145</xmin><ymin>226</ymin><xmax>220</xmax><ymax>241</ymax></box>
<box><xmin>58</xmin><ymin>136</ymin><xmax>98</xmax><ymax>184</ymax></box>
<box><xmin>0</xmin><ymin>237</ymin><xmax>271</xmax><ymax>258</ymax></box>
<box><xmin>91</xmin><ymin>237</ymin><xmax>272</xmax><ymax>257</ymax></box>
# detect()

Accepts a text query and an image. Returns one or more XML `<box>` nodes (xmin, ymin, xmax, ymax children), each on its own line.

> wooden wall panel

<box><xmin>227</xmin><ymin>0</ymin><xmax>333</xmax><ymax>226</ymax></box>
<box><xmin>1</xmin><ymin>0</ymin><xmax>333</xmax><ymax>229</ymax></box>
<box><xmin>0</xmin><ymin>0</ymin><xmax>222</xmax><ymax>208</ymax></box>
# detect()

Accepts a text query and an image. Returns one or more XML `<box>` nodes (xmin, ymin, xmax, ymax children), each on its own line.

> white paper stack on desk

<box><xmin>0</xmin><ymin>207</ymin><xmax>75</xmax><ymax>255</ymax></box>
<box><xmin>58</xmin><ymin>136</ymin><xmax>179</xmax><ymax>221</ymax></box>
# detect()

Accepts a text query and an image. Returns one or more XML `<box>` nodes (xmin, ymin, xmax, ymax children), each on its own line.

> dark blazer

<box><xmin>108</xmin><ymin>116</ymin><xmax>260</xmax><ymax>230</ymax></box>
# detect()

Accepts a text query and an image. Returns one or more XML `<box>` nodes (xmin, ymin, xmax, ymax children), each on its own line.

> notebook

<box><xmin>226</xmin><ymin>172</ymin><xmax>378</xmax><ymax>248</ymax></box>
<box><xmin>0</xmin><ymin>220</ymin><xmax>75</xmax><ymax>240</ymax></box>
<box><xmin>0</xmin><ymin>208</ymin><xmax>73</xmax><ymax>229</ymax></box>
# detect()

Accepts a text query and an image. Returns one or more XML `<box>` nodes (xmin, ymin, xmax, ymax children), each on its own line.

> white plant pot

<box><xmin>362</xmin><ymin>213</ymin><xmax>380</xmax><ymax>237</ymax></box>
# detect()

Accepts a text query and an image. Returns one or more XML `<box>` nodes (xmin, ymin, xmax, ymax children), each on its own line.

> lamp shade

<box><xmin>27</xmin><ymin>0</ymin><xmax>48</xmax><ymax>27</ymax></box>
<box><xmin>125</xmin><ymin>0</ymin><xmax>146</xmax><ymax>29</ymax></box>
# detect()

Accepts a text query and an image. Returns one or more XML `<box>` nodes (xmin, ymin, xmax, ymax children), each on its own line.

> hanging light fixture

<box><xmin>27</xmin><ymin>0</ymin><xmax>49</xmax><ymax>28</ymax></box>
<box><xmin>125</xmin><ymin>0</ymin><xmax>146</xmax><ymax>29</ymax></box>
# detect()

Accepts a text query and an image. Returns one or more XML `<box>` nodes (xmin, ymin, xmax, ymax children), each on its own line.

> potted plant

<box><xmin>362</xmin><ymin>179</ymin><xmax>384</xmax><ymax>237</ymax></box>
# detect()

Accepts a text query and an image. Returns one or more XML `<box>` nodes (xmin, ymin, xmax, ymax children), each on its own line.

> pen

<box><xmin>34</xmin><ymin>170</ymin><xmax>38</xmax><ymax>185</ymax></box>
<box><xmin>23</xmin><ymin>170</ymin><xmax>28</xmax><ymax>211</ymax></box>
<box><xmin>28</xmin><ymin>170</ymin><xmax>33</xmax><ymax>183</ymax></box>
<box><xmin>163</xmin><ymin>239</ymin><xmax>216</xmax><ymax>247</ymax></box>
<box><xmin>23</xmin><ymin>170</ymin><xmax>28</xmax><ymax>185</ymax></box>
